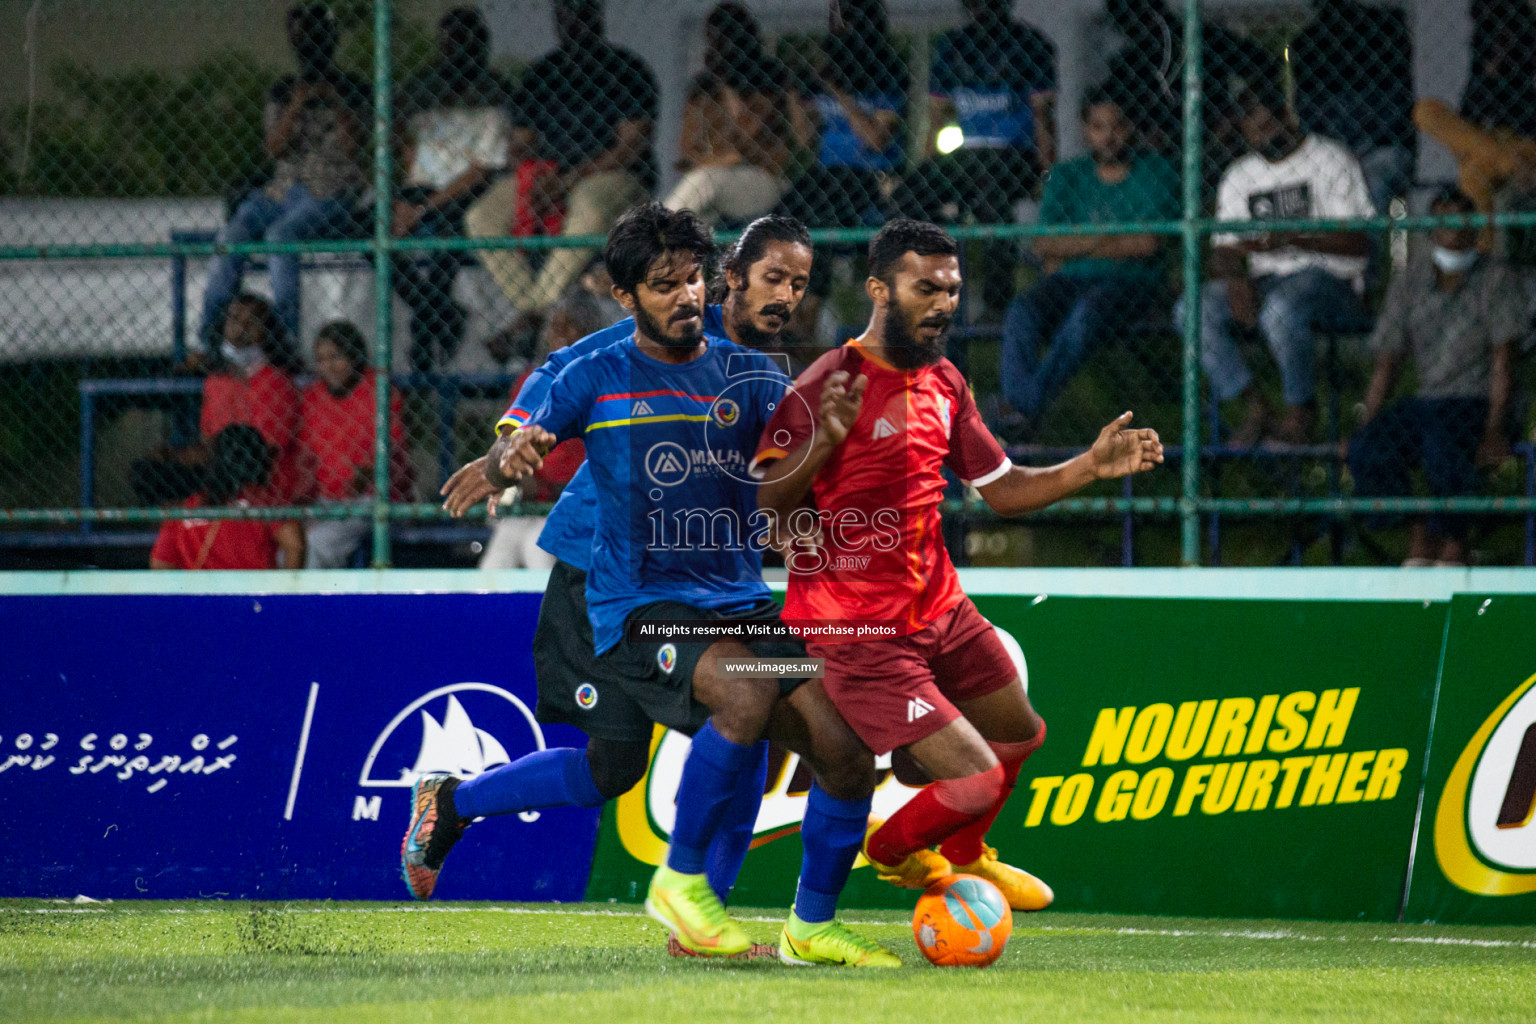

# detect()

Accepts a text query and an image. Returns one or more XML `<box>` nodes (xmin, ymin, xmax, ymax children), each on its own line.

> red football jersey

<box><xmin>753</xmin><ymin>340</ymin><xmax>1010</xmax><ymax>639</ymax></box>
<box><xmin>201</xmin><ymin>366</ymin><xmax>301</xmax><ymax>501</ymax></box>
<box><xmin>150</xmin><ymin>493</ymin><xmax>283</xmax><ymax>570</ymax></box>
<box><xmin>298</xmin><ymin>370</ymin><xmax>412</xmax><ymax>501</ymax></box>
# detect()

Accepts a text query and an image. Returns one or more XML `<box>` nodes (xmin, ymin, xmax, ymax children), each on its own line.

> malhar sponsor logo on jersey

<box><xmin>711</xmin><ymin>397</ymin><xmax>740</xmax><ymax>427</ymax></box>
<box><xmin>1434</xmin><ymin>671</ymin><xmax>1536</xmax><ymax>895</ymax></box>
<box><xmin>615</xmin><ymin>625</ymin><xmax>1029</xmax><ymax>865</ymax></box>
<box><xmin>575</xmin><ymin>682</ymin><xmax>599</xmax><ymax>710</ymax></box>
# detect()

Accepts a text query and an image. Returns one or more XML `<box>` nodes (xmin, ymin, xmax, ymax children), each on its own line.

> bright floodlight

<box><xmin>936</xmin><ymin>125</ymin><xmax>964</xmax><ymax>155</ymax></box>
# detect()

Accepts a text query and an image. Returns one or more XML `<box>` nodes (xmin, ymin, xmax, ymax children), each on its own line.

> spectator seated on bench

<box><xmin>198</xmin><ymin>4</ymin><xmax>367</xmax><ymax>358</ymax></box>
<box><xmin>298</xmin><ymin>320</ymin><xmax>413</xmax><ymax>567</ymax></box>
<box><xmin>997</xmin><ymin>90</ymin><xmax>1179</xmax><ymax>442</ymax></box>
<box><xmin>148</xmin><ymin>425</ymin><xmax>305</xmax><ymax>570</ymax></box>
<box><xmin>1347</xmin><ymin>188</ymin><xmax>1527</xmax><ymax>567</ymax></box>
<box><xmin>134</xmin><ymin>295</ymin><xmax>303</xmax><ymax>507</ymax></box>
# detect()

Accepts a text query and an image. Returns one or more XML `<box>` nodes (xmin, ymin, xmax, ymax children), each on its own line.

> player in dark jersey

<box><xmin>406</xmin><ymin>218</ymin><xmax>814</xmax><ymax>958</ymax></box>
<box><xmin>426</xmin><ymin>205</ymin><xmax>895</xmax><ymax>965</ymax></box>
<box><xmin>753</xmin><ymin>219</ymin><xmax>1163</xmax><ymax>911</ymax></box>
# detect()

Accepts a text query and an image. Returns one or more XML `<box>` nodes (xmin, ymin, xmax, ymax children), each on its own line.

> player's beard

<box><xmin>730</xmin><ymin>301</ymin><xmax>792</xmax><ymax>350</ymax></box>
<box><xmin>634</xmin><ymin>301</ymin><xmax>704</xmax><ymax>351</ymax></box>
<box><xmin>881</xmin><ymin>304</ymin><xmax>950</xmax><ymax>369</ymax></box>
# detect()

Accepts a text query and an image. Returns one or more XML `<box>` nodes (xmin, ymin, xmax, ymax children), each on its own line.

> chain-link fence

<box><xmin>2</xmin><ymin>0</ymin><xmax>1535</xmax><ymax>569</ymax></box>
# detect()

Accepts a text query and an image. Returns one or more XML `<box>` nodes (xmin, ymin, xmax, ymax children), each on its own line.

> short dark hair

<box><xmin>723</xmin><ymin>215</ymin><xmax>812</xmax><ymax>281</ymax></box>
<box><xmin>868</xmin><ymin>218</ymin><xmax>959</xmax><ymax>283</ymax></box>
<box><xmin>603</xmin><ymin>202</ymin><xmax>716</xmax><ymax>295</ymax></box>
<box><xmin>1431</xmin><ymin>186</ymin><xmax>1477</xmax><ymax>215</ymax></box>
<box><xmin>205</xmin><ymin>425</ymin><xmax>275</xmax><ymax>505</ymax></box>
<box><xmin>1080</xmin><ymin>86</ymin><xmax>1122</xmax><ymax>122</ymax></box>
<box><xmin>226</xmin><ymin>293</ymin><xmax>301</xmax><ymax>374</ymax></box>
<box><xmin>315</xmin><ymin>320</ymin><xmax>369</xmax><ymax>370</ymax></box>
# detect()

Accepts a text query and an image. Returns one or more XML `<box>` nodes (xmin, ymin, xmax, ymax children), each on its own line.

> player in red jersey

<box><xmin>752</xmin><ymin>219</ymin><xmax>1163</xmax><ymax>910</ymax></box>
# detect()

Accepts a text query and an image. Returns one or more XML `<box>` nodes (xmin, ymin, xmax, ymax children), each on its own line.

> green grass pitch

<box><xmin>3</xmin><ymin>901</ymin><xmax>1535</xmax><ymax>1023</ymax></box>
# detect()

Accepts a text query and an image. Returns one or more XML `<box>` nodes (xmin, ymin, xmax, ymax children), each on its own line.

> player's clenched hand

<box><xmin>818</xmin><ymin>371</ymin><xmax>867</xmax><ymax>446</ymax></box>
<box><xmin>1089</xmin><ymin>412</ymin><xmax>1164</xmax><ymax>479</ymax></box>
<box><xmin>496</xmin><ymin>425</ymin><xmax>556</xmax><ymax>483</ymax></box>
<box><xmin>440</xmin><ymin>456</ymin><xmax>504</xmax><ymax>518</ymax></box>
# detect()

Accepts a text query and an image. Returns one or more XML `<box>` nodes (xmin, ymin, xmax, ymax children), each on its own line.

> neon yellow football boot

<box><xmin>862</xmin><ymin>819</ymin><xmax>952</xmax><ymax>890</ymax></box>
<box><xmin>950</xmin><ymin>844</ymin><xmax>1055</xmax><ymax>911</ymax></box>
<box><xmin>645</xmin><ymin>865</ymin><xmax>752</xmax><ymax>957</ymax></box>
<box><xmin>778</xmin><ymin>912</ymin><xmax>902</xmax><ymax>967</ymax></box>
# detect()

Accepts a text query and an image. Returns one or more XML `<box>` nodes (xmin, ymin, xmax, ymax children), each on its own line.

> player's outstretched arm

<box><xmin>977</xmin><ymin>412</ymin><xmax>1163</xmax><ymax>517</ymax></box>
<box><xmin>754</xmin><ymin>370</ymin><xmax>866</xmax><ymax>521</ymax></box>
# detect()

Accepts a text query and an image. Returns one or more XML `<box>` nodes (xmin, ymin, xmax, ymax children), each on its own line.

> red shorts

<box><xmin>811</xmin><ymin>597</ymin><xmax>1019</xmax><ymax>754</ymax></box>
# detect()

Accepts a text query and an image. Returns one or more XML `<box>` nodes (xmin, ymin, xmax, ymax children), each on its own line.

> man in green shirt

<box><xmin>999</xmin><ymin>90</ymin><xmax>1178</xmax><ymax>437</ymax></box>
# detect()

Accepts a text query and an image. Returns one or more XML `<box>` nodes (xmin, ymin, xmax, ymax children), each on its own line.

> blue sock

<box><xmin>451</xmin><ymin>747</ymin><xmax>604</xmax><ymax>819</ymax></box>
<box><xmin>793</xmin><ymin>784</ymin><xmax>871</xmax><ymax>924</ymax></box>
<box><xmin>667</xmin><ymin>722</ymin><xmax>759</xmax><ymax>875</ymax></box>
<box><xmin>706</xmin><ymin>741</ymin><xmax>770</xmax><ymax>903</ymax></box>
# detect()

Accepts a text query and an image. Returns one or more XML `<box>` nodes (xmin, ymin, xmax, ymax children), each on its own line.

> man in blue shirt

<box><xmin>895</xmin><ymin>0</ymin><xmax>1057</xmax><ymax>313</ymax></box>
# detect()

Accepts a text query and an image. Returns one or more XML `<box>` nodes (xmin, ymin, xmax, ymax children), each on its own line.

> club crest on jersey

<box><xmin>873</xmin><ymin>416</ymin><xmax>899</xmax><ymax>440</ymax></box>
<box><xmin>657</xmin><ymin>643</ymin><xmax>678</xmax><ymax>674</ymax></box>
<box><xmin>711</xmin><ymin>397</ymin><xmax>740</xmax><ymax>428</ymax></box>
<box><xmin>575</xmin><ymin>683</ymin><xmax>599</xmax><ymax>710</ymax></box>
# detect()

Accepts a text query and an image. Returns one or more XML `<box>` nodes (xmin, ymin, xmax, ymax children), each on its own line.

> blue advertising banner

<box><xmin>0</xmin><ymin>591</ymin><xmax>599</xmax><ymax>901</ymax></box>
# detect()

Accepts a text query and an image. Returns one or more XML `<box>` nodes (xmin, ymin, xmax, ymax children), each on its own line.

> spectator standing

<box><xmin>664</xmin><ymin>3</ymin><xmax>795</xmax><ymax>227</ymax></box>
<box><xmin>1414</xmin><ymin>0</ymin><xmax>1536</xmax><ymax>248</ymax></box>
<box><xmin>150</xmin><ymin>425</ymin><xmax>305</xmax><ymax>570</ymax></box>
<box><xmin>1348</xmin><ymin>190</ymin><xmax>1524</xmax><ymax>567</ymax></box>
<box><xmin>198</xmin><ymin>4</ymin><xmax>365</xmax><ymax>356</ymax></box>
<box><xmin>896</xmin><ymin>0</ymin><xmax>1056</xmax><ymax>313</ymax></box>
<box><xmin>392</xmin><ymin>7</ymin><xmax>515</xmax><ymax>371</ymax></box>
<box><xmin>1290</xmin><ymin>0</ymin><xmax>1415</xmax><ymax>217</ymax></box>
<box><xmin>467</xmin><ymin>0</ymin><xmax>657</xmax><ymax>339</ymax></box>
<box><xmin>999</xmin><ymin>92</ymin><xmax>1178</xmax><ymax>437</ymax></box>
<box><xmin>478</xmin><ymin>291</ymin><xmax>603</xmax><ymax>570</ymax></box>
<box><xmin>1190</xmin><ymin>91</ymin><xmax>1374</xmax><ymax>446</ymax></box>
<box><xmin>297</xmin><ymin>321</ymin><xmax>412</xmax><ymax>567</ymax></box>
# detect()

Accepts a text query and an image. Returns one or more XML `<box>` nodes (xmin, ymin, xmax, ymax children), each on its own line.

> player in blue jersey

<box><xmin>481</xmin><ymin>203</ymin><xmax>894</xmax><ymax>966</ymax></box>
<box><xmin>407</xmin><ymin>214</ymin><xmax>872</xmax><ymax>960</ymax></box>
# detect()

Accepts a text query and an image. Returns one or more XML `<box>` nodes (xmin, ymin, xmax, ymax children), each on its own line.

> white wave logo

<box><xmin>359</xmin><ymin>683</ymin><xmax>544</xmax><ymax>789</ymax></box>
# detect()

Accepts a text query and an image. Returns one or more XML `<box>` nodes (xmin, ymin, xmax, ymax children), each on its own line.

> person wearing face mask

<box><xmin>1346</xmin><ymin>189</ymin><xmax>1524</xmax><ymax>567</ymax></box>
<box><xmin>997</xmin><ymin>91</ymin><xmax>1179</xmax><ymax>440</ymax></box>
<box><xmin>197</xmin><ymin>4</ymin><xmax>366</xmax><ymax>359</ymax></box>
<box><xmin>296</xmin><ymin>321</ymin><xmax>412</xmax><ymax>567</ymax></box>
<box><xmin>1189</xmin><ymin>90</ymin><xmax>1375</xmax><ymax>447</ymax></box>
<box><xmin>199</xmin><ymin>294</ymin><xmax>305</xmax><ymax>503</ymax></box>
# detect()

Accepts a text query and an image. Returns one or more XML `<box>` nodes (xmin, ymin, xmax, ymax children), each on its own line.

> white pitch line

<box><xmin>4</xmin><ymin>905</ymin><xmax>1534</xmax><ymax>950</ymax></box>
<box><xmin>283</xmin><ymin>682</ymin><xmax>319</xmax><ymax>821</ymax></box>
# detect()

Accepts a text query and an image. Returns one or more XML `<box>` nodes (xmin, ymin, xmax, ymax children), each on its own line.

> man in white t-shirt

<box><xmin>1186</xmin><ymin>92</ymin><xmax>1374</xmax><ymax>446</ymax></box>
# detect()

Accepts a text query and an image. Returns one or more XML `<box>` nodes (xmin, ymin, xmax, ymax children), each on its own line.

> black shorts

<box><xmin>532</xmin><ymin>560</ymin><xmax>655</xmax><ymax>743</ymax></box>
<box><xmin>602</xmin><ymin>600</ymin><xmax>810</xmax><ymax>735</ymax></box>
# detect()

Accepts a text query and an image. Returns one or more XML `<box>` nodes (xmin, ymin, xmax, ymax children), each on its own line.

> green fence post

<box><xmin>1180</xmin><ymin>0</ymin><xmax>1205</xmax><ymax>566</ymax></box>
<box><xmin>371</xmin><ymin>0</ymin><xmax>395</xmax><ymax>568</ymax></box>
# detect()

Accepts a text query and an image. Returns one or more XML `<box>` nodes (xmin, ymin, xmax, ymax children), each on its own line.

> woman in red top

<box><xmin>199</xmin><ymin>294</ymin><xmax>304</xmax><ymax>501</ymax></box>
<box><xmin>297</xmin><ymin>321</ymin><xmax>412</xmax><ymax>567</ymax></box>
<box><xmin>151</xmin><ymin>425</ymin><xmax>305</xmax><ymax>570</ymax></box>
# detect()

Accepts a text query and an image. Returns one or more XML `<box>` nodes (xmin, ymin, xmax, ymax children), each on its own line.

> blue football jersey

<box><xmin>524</xmin><ymin>333</ymin><xmax>792</xmax><ymax>654</ymax></box>
<box><xmin>498</xmin><ymin>306</ymin><xmax>727</xmax><ymax>573</ymax></box>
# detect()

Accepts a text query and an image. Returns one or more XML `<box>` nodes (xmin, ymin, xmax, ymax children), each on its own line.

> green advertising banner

<box><xmin>1405</xmin><ymin>594</ymin><xmax>1536</xmax><ymax>924</ymax></box>
<box><xmin>585</xmin><ymin>593</ymin><xmax>1448</xmax><ymax>920</ymax></box>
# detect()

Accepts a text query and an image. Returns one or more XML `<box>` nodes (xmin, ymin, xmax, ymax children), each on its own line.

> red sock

<box><xmin>939</xmin><ymin>724</ymin><xmax>1046</xmax><ymax>865</ymax></box>
<box><xmin>866</xmin><ymin>764</ymin><xmax>1003</xmax><ymax>866</ymax></box>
